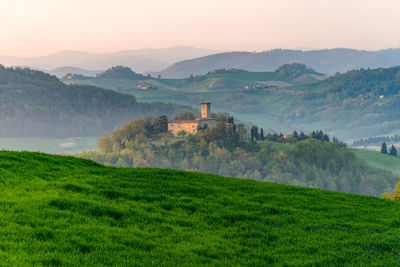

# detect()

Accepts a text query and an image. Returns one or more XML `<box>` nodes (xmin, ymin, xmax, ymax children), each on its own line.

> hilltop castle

<box><xmin>168</xmin><ymin>103</ymin><xmax>216</xmax><ymax>136</ymax></box>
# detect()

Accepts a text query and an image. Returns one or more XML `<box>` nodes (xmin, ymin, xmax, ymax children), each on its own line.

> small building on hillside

<box><xmin>168</xmin><ymin>103</ymin><xmax>216</xmax><ymax>136</ymax></box>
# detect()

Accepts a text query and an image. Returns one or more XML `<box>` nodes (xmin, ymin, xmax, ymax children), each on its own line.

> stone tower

<box><xmin>201</xmin><ymin>102</ymin><xmax>211</xmax><ymax>118</ymax></box>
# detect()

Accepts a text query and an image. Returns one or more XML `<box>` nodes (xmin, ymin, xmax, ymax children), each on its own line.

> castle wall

<box><xmin>168</xmin><ymin>121</ymin><xmax>199</xmax><ymax>136</ymax></box>
<box><xmin>198</xmin><ymin>118</ymin><xmax>216</xmax><ymax>129</ymax></box>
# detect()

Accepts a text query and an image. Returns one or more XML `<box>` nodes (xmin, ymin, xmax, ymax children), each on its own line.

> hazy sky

<box><xmin>2</xmin><ymin>0</ymin><xmax>400</xmax><ymax>56</ymax></box>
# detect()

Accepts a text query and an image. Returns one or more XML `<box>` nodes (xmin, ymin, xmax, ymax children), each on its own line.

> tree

<box><xmin>389</xmin><ymin>145</ymin><xmax>398</xmax><ymax>156</ymax></box>
<box><xmin>177</xmin><ymin>130</ymin><xmax>187</xmax><ymax>138</ymax></box>
<box><xmin>382</xmin><ymin>181</ymin><xmax>400</xmax><ymax>200</ymax></box>
<box><xmin>292</xmin><ymin>130</ymin><xmax>299</xmax><ymax>140</ymax></box>
<box><xmin>175</xmin><ymin>112</ymin><xmax>195</xmax><ymax>120</ymax></box>
<box><xmin>97</xmin><ymin>134</ymin><xmax>113</xmax><ymax>153</ymax></box>
<box><xmin>260</xmin><ymin>128</ymin><xmax>264</xmax><ymax>141</ymax></box>
<box><xmin>238</xmin><ymin>124</ymin><xmax>247</xmax><ymax>142</ymax></box>
<box><xmin>299</xmin><ymin>131</ymin><xmax>306</xmax><ymax>140</ymax></box>
<box><xmin>153</xmin><ymin>115</ymin><xmax>168</xmax><ymax>133</ymax></box>
<box><xmin>381</xmin><ymin>142</ymin><xmax>388</xmax><ymax>154</ymax></box>
<box><xmin>254</xmin><ymin>126</ymin><xmax>259</xmax><ymax>140</ymax></box>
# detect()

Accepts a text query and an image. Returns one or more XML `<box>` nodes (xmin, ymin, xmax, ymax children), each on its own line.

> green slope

<box><xmin>1</xmin><ymin>151</ymin><xmax>400</xmax><ymax>265</ymax></box>
<box><xmin>353</xmin><ymin>148</ymin><xmax>400</xmax><ymax>177</ymax></box>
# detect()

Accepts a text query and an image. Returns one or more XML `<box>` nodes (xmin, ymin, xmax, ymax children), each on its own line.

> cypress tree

<box><xmin>254</xmin><ymin>126</ymin><xmax>259</xmax><ymax>140</ymax></box>
<box><xmin>311</xmin><ymin>131</ymin><xmax>317</xmax><ymax>140</ymax></box>
<box><xmin>299</xmin><ymin>131</ymin><xmax>306</xmax><ymax>140</ymax></box>
<box><xmin>260</xmin><ymin>128</ymin><xmax>264</xmax><ymax>141</ymax></box>
<box><xmin>389</xmin><ymin>145</ymin><xmax>398</xmax><ymax>156</ymax></box>
<box><xmin>381</xmin><ymin>142</ymin><xmax>388</xmax><ymax>154</ymax></box>
<box><xmin>293</xmin><ymin>130</ymin><xmax>299</xmax><ymax>140</ymax></box>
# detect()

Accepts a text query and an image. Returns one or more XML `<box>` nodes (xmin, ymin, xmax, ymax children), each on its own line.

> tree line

<box><xmin>353</xmin><ymin>135</ymin><xmax>400</xmax><ymax>146</ymax></box>
<box><xmin>251</xmin><ymin>127</ymin><xmax>339</xmax><ymax>144</ymax></box>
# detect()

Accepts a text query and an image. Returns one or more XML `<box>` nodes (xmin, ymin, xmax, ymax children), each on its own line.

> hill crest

<box><xmin>158</xmin><ymin>48</ymin><xmax>400</xmax><ymax>78</ymax></box>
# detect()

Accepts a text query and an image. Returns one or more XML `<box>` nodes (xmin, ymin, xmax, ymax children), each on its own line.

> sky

<box><xmin>1</xmin><ymin>0</ymin><xmax>400</xmax><ymax>56</ymax></box>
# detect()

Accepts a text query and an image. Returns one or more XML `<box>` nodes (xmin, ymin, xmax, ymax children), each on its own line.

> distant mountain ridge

<box><xmin>158</xmin><ymin>48</ymin><xmax>400</xmax><ymax>78</ymax></box>
<box><xmin>0</xmin><ymin>46</ymin><xmax>218</xmax><ymax>74</ymax></box>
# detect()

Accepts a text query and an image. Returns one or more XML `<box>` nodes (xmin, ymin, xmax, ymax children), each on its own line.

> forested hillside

<box><xmin>0</xmin><ymin>66</ymin><xmax>194</xmax><ymax>137</ymax></box>
<box><xmin>282</xmin><ymin>66</ymin><xmax>400</xmax><ymax>138</ymax></box>
<box><xmin>77</xmin><ymin>115</ymin><xmax>396</xmax><ymax>196</ymax></box>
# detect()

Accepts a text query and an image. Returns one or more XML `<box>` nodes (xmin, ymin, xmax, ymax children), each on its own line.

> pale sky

<box><xmin>1</xmin><ymin>0</ymin><xmax>400</xmax><ymax>56</ymax></box>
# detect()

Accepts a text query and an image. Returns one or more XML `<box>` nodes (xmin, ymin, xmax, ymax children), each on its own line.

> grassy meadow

<box><xmin>0</xmin><ymin>151</ymin><xmax>400</xmax><ymax>265</ymax></box>
<box><xmin>353</xmin><ymin>148</ymin><xmax>400</xmax><ymax>177</ymax></box>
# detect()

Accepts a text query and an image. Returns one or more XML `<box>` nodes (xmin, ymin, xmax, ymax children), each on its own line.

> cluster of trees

<box><xmin>353</xmin><ymin>135</ymin><xmax>400</xmax><ymax>146</ymax></box>
<box><xmin>250</xmin><ymin>126</ymin><xmax>264</xmax><ymax>140</ymax></box>
<box><xmin>174</xmin><ymin>112</ymin><xmax>196</xmax><ymax>121</ymax></box>
<box><xmin>252</xmin><ymin>129</ymin><xmax>338</xmax><ymax>144</ymax></box>
<box><xmin>0</xmin><ymin>65</ymin><xmax>194</xmax><ymax>137</ymax></box>
<box><xmin>77</xmin><ymin>115</ymin><xmax>396</xmax><ymax>196</ymax></box>
<box><xmin>96</xmin><ymin>66</ymin><xmax>145</xmax><ymax>80</ymax></box>
<box><xmin>274</xmin><ymin>63</ymin><xmax>319</xmax><ymax>81</ymax></box>
<box><xmin>380</xmin><ymin>142</ymin><xmax>398</xmax><ymax>156</ymax></box>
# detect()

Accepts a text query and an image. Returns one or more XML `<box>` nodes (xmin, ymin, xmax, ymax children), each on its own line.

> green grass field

<box><xmin>353</xmin><ymin>148</ymin><xmax>400</xmax><ymax>177</ymax></box>
<box><xmin>1</xmin><ymin>151</ymin><xmax>400</xmax><ymax>265</ymax></box>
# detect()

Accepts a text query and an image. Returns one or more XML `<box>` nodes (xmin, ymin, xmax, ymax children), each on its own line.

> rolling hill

<box><xmin>63</xmin><ymin>64</ymin><xmax>400</xmax><ymax>140</ymax></box>
<box><xmin>1</xmin><ymin>150</ymin><xmax>400</xmax><ymax>265</ymax></box>
<box><xmin>64</xmin><ymin>63</ymin><xmax>324</xmax><ymax>92</ymax></box>
<box><xmin>78</xmin><ymin>116</ymin><xmax>396</xmax><ymax>197</ymax></box>
<box><xmin>0</xmin><ymin>65</ymin><xmax>194</xmax><ymax>137</ymax></box>
<box><xmin>281</xmin><ymin>66</ymin><xmax>400</xmax><ymax>139</ymax></box>
<box><xmin>158</xmin><ymin>48</ymin><xmax>400</xmax><ymax>78</ymax></box>
<box><xmin>49</xmin><ymin>66</ymin><xmax>102</xmax><ymax>78</ymax></box>
<box><xmin>353</xmin><ymin>149</ymin><xmax>400</xmax><ymax>177</ymax></box>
